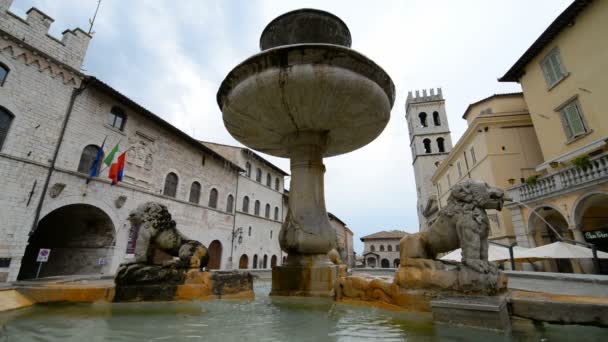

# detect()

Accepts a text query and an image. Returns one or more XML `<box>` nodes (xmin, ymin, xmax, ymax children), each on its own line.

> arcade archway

<box><xmin>574</xmin><ymin>192</ymin><xmax>608</xmax><ymax>274</ymax></box>
<box><xmin>207</xmin><ymin>240</ymin><xmax>223</xmax><ymax>270</ymax></box>
<box><xmin>18</xmin><ymin>204</ymin><xmax>115</xmax><ymax>280</ymax></box>
<box><xmin>528</xmin><ymin>206</ymin><xmax>574</xmax><ymax>273</ymax></box>
<box><xmin>239</xmin><ymin>254</ymin><xmax>249</xmax><ymax>269</ymax></box>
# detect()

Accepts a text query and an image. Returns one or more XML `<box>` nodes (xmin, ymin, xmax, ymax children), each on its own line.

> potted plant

<box><xmin>508</xmin><ymin>178</ymin><xmax>515</xmax><ymax>185</ymax></box>
<box><xmin>525</xmin><ymin>175</ymin><xmax>539</xmax><ymax>185</ymax></box>
<box><xmin>549</xmin><ymin>161</ymin><xmax>560</xmax><ymax>168</ymax></box>
<box><xmin>572</xmin><ymin>155</ymin><xmax>591</xmax><ymax>170</ymax></box>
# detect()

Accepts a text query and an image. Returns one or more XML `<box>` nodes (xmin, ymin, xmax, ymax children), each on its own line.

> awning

<box><xmin>440</xmin><ymin>244</ymin><xmax>528</xmax><ymax>262</ymax></box>
<box><xmin>512</xmin><ymin>241</ymin><xmax>608</xmax><ymax>261</ymax></box>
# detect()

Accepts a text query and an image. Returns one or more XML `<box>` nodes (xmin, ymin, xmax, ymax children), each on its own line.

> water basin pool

<box><xmin>0</xmin><ymin>281</ymin><xmax>605</xmax><ymax>341</ymax></box>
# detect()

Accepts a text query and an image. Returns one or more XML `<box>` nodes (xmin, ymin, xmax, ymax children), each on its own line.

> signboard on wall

<box><xmin>36</xmin><ymin>249</ymin><xmax>51</xmax><ymax>262</ymax></box>
<box><xmin>585</xmin><ymin>230</ymin><xmax>608</xmax><ymax>241</ymax></box>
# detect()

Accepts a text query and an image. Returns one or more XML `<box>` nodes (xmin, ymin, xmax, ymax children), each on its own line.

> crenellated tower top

<box><xmin>406</xmin><ymin>88</ymin><xmax>443</xmax><ymax>108</ymax></box>
<box><xmin>0</xmin><ymin>0</ymin><xmax>92</xmax><ymax>71</ymax></box>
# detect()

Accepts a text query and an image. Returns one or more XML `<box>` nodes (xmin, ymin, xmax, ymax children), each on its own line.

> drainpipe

<box><xmin>29</xmin><ymin>80</ymin><xmax>88</xmax><ymax>237</ymax></box>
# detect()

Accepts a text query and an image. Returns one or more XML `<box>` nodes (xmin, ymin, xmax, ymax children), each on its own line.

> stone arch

<box><xmin>239</xmin><ymin>254</ymin><xmax>249</xmax><ymax>269</ymax></box>
<box><xmin>526</xmin><ymin>204</ymin><xmax>571</xmax><ymax>235</ymax></box>
<box><xmin>393</xmin><ymin>258</ymin><xmax>400</xmax><ymax>268</ymax></box>
<box><xmin>207</xmin><ymin>240</ymin><xmax>222</xmax><ymax>270</ymax></box>
<box><xmin>572</xmin><ymin>191</ymin><xmax>608</xmax><ymax>229</ymax></box>
<box><xmin>271</xmin><ymin>255</ymin><xmax>277</xmax><ymax>268</ymax></box>
<box><xmin>418</xmin><ymin>112</ymin><xmax>428</xmax><ymax>127</ymax></box>
<box><xmin>18</xmin><ymin>203</ymin><xmax>115</xmax><ymax>280</ymax></box>
<box><xmin>366</xmin><ymin>257</ymin><xmax>376</xmax><ymax>268</ymax></box>
<box><xmin>263</xmin><ymin>254</ymin><xmax>268</xmax><ymax>269</ymax></box>
<box><xmin>253</xmin><ymin>254</ymin><xmax>258</xmax><ymax>269</ymax></box>
<box><xmin>437</xmin><ymin>137</ymin><xmax>445</xmax><ymax>153</ymax></box>
<box><xmin>381</xmin><ymin>258</ymin><xmax>390</xmax><ymax>268</ymax></box>
<box><xmin>572</xmin><ymin>191</ymin><xmax>608</xmax><ymax>273</ymax></box>
<box><xmin>527</xmin><ymin>205</ymin><xmax>574</xmax><ymax>273</ymax></box>
<box><xmin>433</xmin><ymin>111</ymin><xmax>441</xmax><ymax>126</ymax></box>
<box><xmin>423</xmin><ymin>138</ymin><xmax>432</xmax><ymax>154</ymax></box>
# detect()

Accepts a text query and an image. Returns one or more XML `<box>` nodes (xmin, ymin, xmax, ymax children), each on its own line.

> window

<box><xmin>189</xmin><ymin>182</ymin><xmax>201</xmax><ymax>203</ymax></box>
<box><xmin>433</xmin><ymin>111</ymin><xmax>440</xmax><ymax>126</ymax></box>
<box><xmin>387</xmin><ymin>245</ymin><xmax>392</xmax><ymax>252</ymax></box>
<box><xmin>418</xmin><ymin>112</ymin><xmax>427</xmax><ymax>127</ymax></box>
<box><xmin>77</xmin><ymin>145</ymin><xmax>102</xmax><ymax>174</ymax></box>
<box><xmin>242</xmin><ymin>196</ymin><xmax>250</xmax><ymax>213</ymax></box>
<box><xmin>541</xmin><ymin>48</ymin><xmax>567</xmax><ymax>88</ymax></box>
<box><xmin>245</xmin><ymin>162</ymin><xmax>251</xmax><ymax>177</ymax></box>
<box><xmin>275</xmin><ymin>177</ymin><xmax>280</xmax><ymax>191</ymax></box>
<box><xmin>265</xmin><ymin>204</ymin><xmax>270</xmax><ymax>218</ymax></box>
<box><xmin>270</xmin><ymin>230</ymin><xmax>273</xmax><ymax>239</ymax></box>
<box><xmin>370</xmin><ymin>245</ymin><xmax>375</xmax><ymax>252</ymax></box>
<box><xmin>163</xmin><ymin>172</ymin><xmax>179</xmax><ymax>197</ymax></box>
<box><xmin>0</xmin><ymin>107</ymin><xmax>14</xmax><ymax>150</ymax></box>
<box><xmin>470</xmin><ymin>146</ymin><xmax>477</xmax><ymax>164</ymax></box>
<box><xmin>248</xmin><ymin>226</ymin><xmax>252</xmax><ymax>236</ymax></box>
<box><xmin>226</xmin><ymin>194</ymin><xmax>234</xmax><ymax>212</ymax></box>
<box><xmin>0</xmin><ymin>63</ymin><xmax>8</xmax><ymax>86</ymax></box>
<box><xmin>423</xmin><ymin>139</ymin><xmax>432</xmax><ymax>154</ymax></box>
<box><xmin>253</xmin><ymin>255</ymin><xmax>258</xmax><ymax>269</ymax></box>
<box><xmin>274</xmin><ymin>207</ymin><xmax>279</xmax><ymax>221</ymax></box>
<box><xmin>266</xmin><ymin>173</ymin><xmax>271</xmax><ymax>187</ymax></box>
<box><xmin>380</xmin><ymin>245</ymin><xmax>385</xmax><ymax>252</ymax></box>
<box><xmin>254</xmin><ymin>200</ymin><xmax>260</xmax><ymax>216</ymax></box>
<box><xmin>457</xmin><ymin>162</ymin><xmax>462</xmax><ymax>178</ymax></box>
<box><xmin>208</xmin><ymin>188</ymin><xmax>218</xmax><ymax>208</ymax></box>
<box><xmin>0</xmin><ymin>257</ymin><xmax>10</xmax><ymax>268</ymax></box>
<box><xmin>256</xmin><ymin>168</ymin><xmax>262</xmax><ymax>182</ymax></box>
<box><xmin>559</xmin><ymin>99</ymin><xmax>588</xmax><ymax>140</ymax></box>
<box><xmin>107</xmin><ymin>106</ymin><xmax>126</xmax><ymax>131</ymax></box>
<box><xmin>437</xmin><ymin>137</ymin><xmax>445</xmax><ymax>152</ymax></box>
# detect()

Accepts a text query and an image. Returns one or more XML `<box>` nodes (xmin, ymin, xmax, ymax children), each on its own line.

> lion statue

<box><xmin>120</xmin><ymin>202</ymin><xmax>209</xmax><ymax>271</ymax></box>
<box><xmin>400</xmin><ymin>180</ymin><xmax>508</xmax><ymax>274</ymax></box>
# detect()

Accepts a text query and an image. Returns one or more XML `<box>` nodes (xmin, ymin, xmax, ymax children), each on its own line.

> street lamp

<box><xmin>228</xmin><ymin>226</ymin><xmax>243</xmax><ymax>269</ymax></box>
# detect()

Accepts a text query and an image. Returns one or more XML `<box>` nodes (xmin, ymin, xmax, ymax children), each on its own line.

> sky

<box><xmin>12</xmin><ymin>0</ymin><xmax>572</xmax><ymax>254</ymax></box>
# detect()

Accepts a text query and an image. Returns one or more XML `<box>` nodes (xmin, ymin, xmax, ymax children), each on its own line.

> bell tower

<box><xmin>405</xmin><ymin>88</ymin><xmax>453</xmax><ymax>231</ymax></box>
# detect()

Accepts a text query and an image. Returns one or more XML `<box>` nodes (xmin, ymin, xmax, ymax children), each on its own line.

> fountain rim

<box><xmin>259</xmin><ymin>8</ymin><xmax>352</xmax><ymax>50</ymax></box>
<box><xmin>216</xmin><ymin>43</ymin><xmax>396</xmax><ymax>111</ymax></box>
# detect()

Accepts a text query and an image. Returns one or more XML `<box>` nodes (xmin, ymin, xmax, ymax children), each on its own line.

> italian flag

<box><xmin>108</xmin><ymin>152</ymin><xmax>126</xmax><ymax>185</ymax></box>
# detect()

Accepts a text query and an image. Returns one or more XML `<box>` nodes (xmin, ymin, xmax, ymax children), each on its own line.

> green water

<box><xmin>0</xmin><ymin>281</ymin><xmax>605</xmax><ymax>341</ymax></box>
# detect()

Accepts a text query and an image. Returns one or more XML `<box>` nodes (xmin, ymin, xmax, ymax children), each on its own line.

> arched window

<box><xmin>274</xmin><ymin>207</ymin><xmax>279</xmax><ymax>221</ymax></box>
<box><xmin>396</xmin><ymin>245</ymin><xmax>400</xmax><ymax>251</ymax></box>
<box><xmin>0</xmin><ymin>107</ymin><xmax>15</xmax><ymax>150</ymax></box>
<box><xmin>437</xmin><ymin>137</ymin><xmax>445</xmax><ymax>153</ymax></box>
<box><xmin>189</xmin><ymin>182</ymin><xmax>201</xmax><ymax>203</ymax></box>
<box><xmin>254</xmin><ymin>200</ymin><xmax>261</xmax><ymax>215</ymax></box>
<box><xmin>263</xmin><ymin>255</ymin><xmax>268</xmax><ymax>269</ymax></box>
<box><xmin>77</xmin><ymin>145</ymin><xmax>102</xmax><ymax>175</ymax></box>
<box><xmin>163</xmin><ymin>172</ymin><xmax>178</xmax><ymax>197</ymax></box>
<box><xmin>423</xmin><ymin>139</ymin><xmax>432</xmax><ymax>154</ymax></box>
<box><xmin>418</xmin><ymin>112</ymin><xmax>428</xmax><ymax>127</ymax></box>
<box><xmin>275</xmin><ymin>178</ymin><xmax>280</xmax><ymax>191</ymax></box>
<box><xmin>253</xmin><ymin>255</ymin><xmax>258</xmax><ymax>269</ymax></box>
<box><xmin>208</xmin><ymin>188</ymin><xmax>218</xmax><ymax>208</ymax></box>
<box><xmin>107</xmin><ymin>106</ymin><xmax>126</xmax><ymax>131</ymax></box>
<box><xmin>226</xmin><ymin>194</ymin><xmax>234</xmax><ymax>212</ymax></box>
<box><xmin>433</xmin><ymin>111</ymin><xmax>441</xmax><ymax>126</ymax></box>
<box><xmin>266</xmin><ymin>173</ymin><xmax>271</xmax><ymax>187</ymax></box>
<box><xmin>245</xmin><ymin>162</ymin><xmax>251</xmax><ymax>177</ymax></box>
<box><xmin>256</xmin><ymin>168</ymin><xmax>262</xmax><ymax>182</ymax></box>
<box><xmin>270</xmin><ymin>230</ymin><xmax>273</xmax><ymax>239</ymax></box>
<box><xmin>0</xmin><ymin>63</ymin><xmax>9</xmax><ymax>86</ymax></box>
<box><xmin>380</xmin><ymin>245</ymin><xmax>385</xmax><ymax>252</ymax></box>
<box><xmin>370</xmin><ymin>245</ymin><xmax>375</xmax><ymax>252</ymax></box>
<box><xmin>242</xmin><ymin>196</ymin><xmax>250</xmax><ymax>213</ymax></box>
<box><xmin>265</xmin><ymin>204</ymin><xmax>270</xmax><ymax>218</ymax></box>
<box><xmin>388</xmin><ymin>245</ymin><xmax>392</xmax><ymax>252</ymax></box>
<box><xmin>248</xmin><ymin>226</ymin><xmax>252</xmax><ymax>236</ymax></box>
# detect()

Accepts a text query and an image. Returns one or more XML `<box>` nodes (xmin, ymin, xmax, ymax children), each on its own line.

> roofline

<box><xmin>201</xmin><ymin>141</ymin><xmax>289</xmax><ymax>176</ymax></box>
<box><xmin>462</xmin><ymin>92</ymin><xmax>523</xmax><ymax>119</ymax></box>
<box><xmin>85</xmin><ymin>77</ymin><xmax>244</xmax><ymax>172</ymax></box>
<box><xmin>498</xmin><ymin>0</ymin><xmax>591</xmax><ymax>82</ymax></box>
<box><xmin>328</xmin><ymin>212</ymin><xmax>347</xmax><ymax>226</ymax></box>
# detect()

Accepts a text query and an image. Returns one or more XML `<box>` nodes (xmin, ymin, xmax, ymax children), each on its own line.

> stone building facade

<box><xmin>0</xmin><ymin>2</ymin><xmax>287</xmax><ymax>282</ymax></box>
<box><xmin>328</xmin><ymin>212</ymin><xmax>355</xmax><ymax>268</ymax></box>
<box><xmin>360</xmin><ymin>230</ymin><xmax>408</xmax><ymax>268</ymax></box>
<box><xmin>405</xmin><ymin>88</ymin><xmax>453</xmax><ymax>231</ymax></box>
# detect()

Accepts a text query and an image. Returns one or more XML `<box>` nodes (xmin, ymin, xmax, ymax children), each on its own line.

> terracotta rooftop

<box><xmin>360</xmin><ymin>230</ymin><xmax>409</xmax><ymax>241</ymax></box>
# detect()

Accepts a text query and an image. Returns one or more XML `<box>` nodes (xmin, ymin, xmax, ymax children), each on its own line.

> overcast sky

<box><xmin>13</xmin><ymin>0</ymin><xmax>572</xmax><ymax>254</ymax></box>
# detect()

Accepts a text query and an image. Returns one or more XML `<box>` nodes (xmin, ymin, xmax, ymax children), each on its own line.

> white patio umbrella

<box><xmin>440</xmin><ymin>244</ymin><xmax>528</xmax><ymax>262</ymax></box>
<box><xmin>513</xmin><ymin>241</ymin><xmax>608</xmax><ymax>261</ymax></box>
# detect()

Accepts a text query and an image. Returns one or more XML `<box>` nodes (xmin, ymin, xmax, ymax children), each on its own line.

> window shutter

<box><xmin>550</xmin><ymin>53</ymin><xmax>564</xmax><ymax>79</ymax></box>
<box><xmin>566</xmin><ymin>104</ymin><xmax>585</xmax><ymax>136</ymax></box>
<box><xmin>559</xmin><ymin>107</ymin><xmax>573</xmax><ymax>139</ymax></box>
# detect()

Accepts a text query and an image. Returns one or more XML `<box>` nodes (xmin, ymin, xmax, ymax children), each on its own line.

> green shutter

<box><xmin>567</xmin><ymin>103</ymin><xmax>585</xmax><ymax>136</ymax></box>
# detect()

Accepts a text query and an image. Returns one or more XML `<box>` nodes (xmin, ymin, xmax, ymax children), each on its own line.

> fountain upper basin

<box><xmin>217</xmin><ymin>44</ymin><xmax>395</xmax><ymax>158</ymax></box>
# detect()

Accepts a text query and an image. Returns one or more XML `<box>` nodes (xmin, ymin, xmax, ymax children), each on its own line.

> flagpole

<box><xmin>99</xmin><ymin>138</ymin><xmax>122</xmax><ymax>174</ymax></box>
<box><xmin>86</xmin><ymin>135</ymin><xmax>107</xmax><ymax>184</ymax></box>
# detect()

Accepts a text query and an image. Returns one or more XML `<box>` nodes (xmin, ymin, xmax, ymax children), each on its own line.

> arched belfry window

<box><xmin>418</xmin><ymin>112</ymin><xmax>428</xmax><ymax>127</ymax></box>
<box><xmin>242</xmin><ymin>196</ymin><xmax>250</xmax><ymax>213</ymax></box>
<box><xmin>265</xmin><ymin>204</ymin><xmax>270</xmax><ymax>218</ymax></box>
<box><xmin>107</xmin><ymin>106</ymin><xmax>126</xmax><ymax>131</ymax></box>
<box><xmin>0</xmin><ymin>107</ymin><xmax>14</xmax><ymax>150</ymax></box>
<box><xmin>437</xmin><ymin>137</ymin><xmax>445</xmax><ymax>153</ymax></box>
<box><xmin>423</xmin><ymin>139</ymin><xmax>432</xmax><ymax>154</ymax></box>
<box><xmin>208</xmin><ymin>188</ymin><xmax>218</xmax><ymax>208</ymax></box>
<box><xmin>266</xmin><ymin>173</ymin><xmax>271</xmax><ymax>187</ymax></box>
<box><xmin>226</xmin><ymin>194</ymin><xmax>234</xmax><ymax>212</ymax></box>
<box><xmin>189</xmin><ymin>182</ymin><xmax>201</xmax><ymax>203</ymax></box>
<box><xmin>0</xmin><ymin>63</ymin><xmax>9</xmax><ymax>86</ymax></box>
<box><xmin>77</xmin><ymin>144</ymin><xmax>103</xmax><ymax>175</ymax></box>
<box><xmin>163</xmin><ymin>172</ymin><xmax>179</xmax><ymax>197</ymax></box>
<box><xmin>433</xmin><ymin>111</ymin><xmax>441</xmax><ymax>126</ymax></box>
<box><xmin>254</xmin><ymin>200</ymin><xmax>261</xmax><ymax>216</ymax></box>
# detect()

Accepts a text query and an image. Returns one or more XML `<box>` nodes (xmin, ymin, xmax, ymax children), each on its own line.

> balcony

<box><xmin>509</xmin><ymin>153</ymin><xmax>608</xmax><ymax>202</ymax></box>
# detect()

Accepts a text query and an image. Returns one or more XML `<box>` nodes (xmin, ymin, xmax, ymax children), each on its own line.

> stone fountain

<box><xmin>217</xmin><ymin>9</ymin><xmax>395</xmax><ymax>297</ymax></box>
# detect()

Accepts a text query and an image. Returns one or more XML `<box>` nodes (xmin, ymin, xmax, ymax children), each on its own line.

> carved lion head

<box><xmin>128</xmin><ymin>202</ymin><xmax>176</xmax><ymax>231</ymax></box>
<box><xmin>449</xmin><ymin>180</ymin><xmax>507</xmax><ymax>210</ymax></box>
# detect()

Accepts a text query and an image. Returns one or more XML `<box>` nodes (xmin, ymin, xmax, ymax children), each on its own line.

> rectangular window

<box><xmin>559</xmin><ymin>99</ymin><xmax>588</xmax><ymax>140</ymax></box>
<box><xmin>541</xmin><ymin>49</ymin><xmax>567</xmax><ymax>88</ymax></box>
<box><xmin>457</xmin><ymin>162</ymin><xmax>462</xmax><ymax>178</ymax></box>
<box><xmin>470</xmin><ymin>147</ymin><xmax>477</xmax><ymax>164</ymax></box>
<box><xmin>0</xmin><ymin>258</ymin><xmax>10</xmax><ymax>268</ymax></box>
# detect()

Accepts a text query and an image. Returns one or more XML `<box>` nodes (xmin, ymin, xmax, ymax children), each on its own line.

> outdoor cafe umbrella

<box><xmin>440</xmin><ymin>244</ymin><xmax>528</xmax><ymax>263</ymax></box>
<box><xmin>512</xmin><ymin>241</ymin><xmax>608</xmax><ymax>261</ymax></box>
